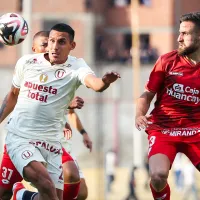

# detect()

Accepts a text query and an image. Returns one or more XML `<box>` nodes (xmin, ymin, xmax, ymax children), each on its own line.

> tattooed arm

<box><xmin>0</xmin><ymin>85</ymin><xmax>20</xmax><ymax>123</ymax></box>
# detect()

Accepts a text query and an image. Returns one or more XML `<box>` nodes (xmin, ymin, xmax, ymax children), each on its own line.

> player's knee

<box><xmin>150</xmin><ymin>169</ymin><xmax>168</xmax><ymax>184</ymax></box>
<box><xmin>36</xmin><ymin>177</ymin><xmax>56</xmax><ymax>194</ymax></box>
<box><xmin>63</xmin><ymin>162</ymin><xmax>80</xmax><ymax>183</ymax></box>
<box><xmin>78</xmin><ymin>183</ymin><xmax>88</xmax><ymax>200</ymax></box>
<box><xmin>23</xmin><ymin>165</ymin><xmax>55</xmax><ymax>193</ymax></box>
<box><xmin>0</xmin><ymin>189</ymin><xmax>13</xmax><ymax>200</ymax></box>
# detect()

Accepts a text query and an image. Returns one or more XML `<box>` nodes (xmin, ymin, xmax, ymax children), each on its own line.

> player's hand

<box><xmin>83</xmin><ymin>133</ymin><xmax>92</xmax><ymax>152</ymax></box>
<box><xmin>63</xmin><ymin>122</ymin><xmax>72</xmax><ymax>139</ymax></box>
<box><xmin>102</xmin><ymin>71</ymin><xmax>121</xmax><ymax>85</ymax></box>
<box><xmin>68</xmin><ymin>96</ymin><xmax>84</xmax><ymax>109</ymax></box>
<box><xmin>135</xmin><ymin>115</ymin><xmax>152</xmax><ymax>131</ymax></box>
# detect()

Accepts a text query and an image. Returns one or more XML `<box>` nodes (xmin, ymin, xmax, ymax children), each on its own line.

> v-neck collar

<box><xmin>42</xmin><ymin>53</ymin><xmax>70</xmax><ymax>67</ymax></box>
<box><xmin>182</xmin><ymin>56</ymin><xmax>200</xmax><ymax>67</ymax></box>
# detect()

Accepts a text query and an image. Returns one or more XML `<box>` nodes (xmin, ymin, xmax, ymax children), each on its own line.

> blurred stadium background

<box><xmin>1</xmin><ymin>0</ymin><xmax>200</xmax><ymax>199</ymax></box>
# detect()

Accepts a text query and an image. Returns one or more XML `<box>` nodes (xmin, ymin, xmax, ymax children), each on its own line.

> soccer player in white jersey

<box><xmin>0</xmin><ymin>31</ymin><xmax>85</xmax><ymax>200</ymax></box>
<box><xmin>32</xmin><ymin>31</ymin><xmax>92</xmax><ymax>199</ymax></box>
<box><xmin>0</xmin><ymin>23</ymin><xmax>120</xmax><ymax>200</ymax></box>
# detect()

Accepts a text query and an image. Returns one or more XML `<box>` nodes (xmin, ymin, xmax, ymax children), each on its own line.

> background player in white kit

<box><xmin>0</xmin><ymin>23</ymin><xmax>120</xmax><ymax>200</ymax></box>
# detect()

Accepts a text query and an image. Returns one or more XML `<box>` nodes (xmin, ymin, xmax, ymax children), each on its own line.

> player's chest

<box><xmin>165</xmin><ymin>65</ymin><xmax>200</xmax><ymax>94</ymax></box>
<box><xmin>167</xmin><ymin>64</ymin><xmax>200</xmax><ymax>83</ymax></box>
<box><xmin>23</xmin><ymin>64</ymin><xmax>74</xmax><ymax>84</ymax></box>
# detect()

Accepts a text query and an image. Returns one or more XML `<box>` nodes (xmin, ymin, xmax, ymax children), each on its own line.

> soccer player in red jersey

<box><xmin>135</xmin><ymin>11</ymin><xmax>200</xmax><ymax>200</ymax></box>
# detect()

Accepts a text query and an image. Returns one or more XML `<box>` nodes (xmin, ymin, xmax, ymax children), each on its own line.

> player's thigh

<box><xmin>71</xmin><ymin>153</ymin><xmax>83</xmax><ymax>180</ymax></box>
<box><xmin>182</xmin><ymin>141</ymin><xmax>200</xmax><ymax>170</ymax></box>
<box><xmin>62</xmin><ymin>161</ymin><xmax>79</xmax><ymax>183</ymax></box>
<box><xmin>56</xmin><ymin>188</ymin><xmax>63</xmax><ymax>200</ymax></box>
<box><xmin>24</xmin><ymin>161</ymin><xmax>53</xmax><ymax>184</ymax></box>
<box><xmin>78</xmin><ymin>178</ymin><xmax>88</xmax><ymax>198</ymax></box>
<box><xmin>148</xmin><ymin>132</ymin><xmax>177</xmax><ymax>175</ymax></box>
<box><xmin>62</xmin><ymin>149</ymin><xmax>79</xmax><ymax>183</ymax></box>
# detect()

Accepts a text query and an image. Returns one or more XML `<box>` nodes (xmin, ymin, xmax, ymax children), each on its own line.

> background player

<box><xmin>0</xmin><ymin>23</ymin><xmax>120</xmax><ymax>200</ymax></box>
<box><xmin>135</xmin><ymin>12</ymin><xmax>200</xmax><ymax>200</ymax></box>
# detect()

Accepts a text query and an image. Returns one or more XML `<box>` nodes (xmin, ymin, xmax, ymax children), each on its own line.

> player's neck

<box><xmin>44</xmin><ymin>53</ymin><xmax>68</xmax><ymax>65</ymax></box>
<box><xmin>185</xmin><ymin>52</ymin><xmax>200</xmax><ymax>65</ymax></box>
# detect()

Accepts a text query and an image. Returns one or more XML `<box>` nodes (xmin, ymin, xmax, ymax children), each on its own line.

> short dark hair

<box><xmin>50</xmin><ymin>23</ymin><xmax>75</xmax><ymax>41</ymax></box>
<box><xmin>33</xmin><ymin>31</ymin><xmax>49</xmax><ymax>40</ymax></box>
<box><xmin>180</xmin><ymin>12</ymin><xmax>200</xmax><ymax>29</ymax></box>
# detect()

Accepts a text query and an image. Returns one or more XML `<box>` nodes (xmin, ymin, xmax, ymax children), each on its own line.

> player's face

<box><xmin>47</xmin><ymin>30</ymin><xmax>76</xmax><ymax>64</ymax></box>
<box><xmin>177</xmin><ymin>21</ymin><xmax>200</xmax><ymax>56</ymax></box>
<box><xmin>32</xmin><ymin>36</ymin><xmax>48</xmax><ymax>53</ymax></box>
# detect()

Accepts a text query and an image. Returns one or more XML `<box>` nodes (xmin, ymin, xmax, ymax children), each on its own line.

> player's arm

<box><xmin>67</xmin><ymin>109</ymin><xmax>92</xmax><ymax>152</ymax></box>
<box><xmin>0</xmin><ymin>85</ymin><xmax>19</xmax><ymax>123</ymax></box>
<box><xmin>68</xmin><ymin>96</ymin><xmax>84</xmax><ymax>109</ymax></box>
<box><xmin>84</xmin><ymin>72</ymin><xmax>120</xmax><ymax>92</ymax></box>
<box><xmin>135</xmin><ymin>89</ymin><xmax>155</xmax><ymax>131</ymax></box>
<box><xmin>135</xmin><ymin>56</ymin><xmax>165</xmax><ymax>130</ymax></box>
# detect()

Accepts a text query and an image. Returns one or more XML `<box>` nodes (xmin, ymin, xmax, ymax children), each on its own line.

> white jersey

<box><xmin>6</xmin><ymin>53</ymin><xmax>95</xmax><ymax>141</ymax></box>
<box><xmin>60</xmin><ymin>110</ymin><xmax>72</xmax><ymax>153</ymax></box>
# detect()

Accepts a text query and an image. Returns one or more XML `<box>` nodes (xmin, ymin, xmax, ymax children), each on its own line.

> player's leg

<box><xmin>77</xmin><ymin>178</ymin><xmax>88</xmax><ymax>200</ymax></box>
<box><xmin>182</xmin><ymin>138</ymin><xmax>200</xmax><ymax>171</ymax></box>
<box><xmin>147</xmin><ymin>131</ymin><xmax>177</xmax><ymax>200</ymax></box>
<box><xmin>6</xmin><ymin>133</ymin><xmax>62</xmax><ymax>200</ymax></box>
<box><xmin>62</xmin><ymin>149</ymin><xmax>80</xmax><ymax>200</ymax></box>
<box><xmin>23</xmin><ymin>161</ymin><xmax>59</xmax><ymax>200</ymax></box>
<box><xmin>69</xmin><ymin>153</ymin><xmax>88</xmax><ymax>200</ymax></box>
<box><xmin>0</xmin><ymin>145</ymin><xmax>23</xmax><ymax>200</ymax></box>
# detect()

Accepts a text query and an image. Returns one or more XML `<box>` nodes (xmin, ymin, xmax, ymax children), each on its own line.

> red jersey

<box><xmin>146</xmin><ymin>50</ymin><xmax>200</xmax><ymax>135</ymax></box>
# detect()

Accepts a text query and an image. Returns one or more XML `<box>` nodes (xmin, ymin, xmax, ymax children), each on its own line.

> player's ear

<box><xmin>71</xmin><ymin>41</ymin><xmax>76</xmax><ymax>50</ymax></box>
<box><xmin>32</xmin><ymin>46</ymin><xmax>35</xmax><ymax>53</ymax></box>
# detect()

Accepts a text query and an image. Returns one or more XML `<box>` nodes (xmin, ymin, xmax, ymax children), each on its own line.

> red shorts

<box><xmin>62</xmin><ymin>147</ymin><xmax>74</xmax><ymax>164</ymax></box>
<box><xmin>147</xmin><ymin>130</ymin><xmax>200</xmax><ymax>167</ymax></box>
<box><xmin>0</xmin><ymin>145</ymin><xmax>74</xmax><ymax>189</ymax></box>
<box><xmin>0</xmin><ymin>145</ymin><xmax>22</xmax><ymax>189</ymax></box>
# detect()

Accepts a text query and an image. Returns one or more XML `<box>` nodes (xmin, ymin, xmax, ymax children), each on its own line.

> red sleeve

<box><xmin>145</xmin><ymin>56</ymin><xmax>165</xmax><ymax>93</ymax></box>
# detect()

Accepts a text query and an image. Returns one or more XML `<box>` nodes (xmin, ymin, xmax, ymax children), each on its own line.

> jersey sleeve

<box><xmin>12</xmin><ymin>56</ymin><xmax>26</xmax><ymax>88</ymax></box>
<box><xmin>76</xmin><ymin>59</ymin><xmax>95</xmax><ymax>86</ymax></box>
<box><xmin>145</xmin><ymin>56</ymin><xmax>166</xmax><ymax>93</ymax></box>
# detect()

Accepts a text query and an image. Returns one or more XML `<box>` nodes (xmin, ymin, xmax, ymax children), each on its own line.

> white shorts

<box><xmin>5</xmin><ymin>132</ymin><xmax>64</xmax><ymax>190</ymax></box>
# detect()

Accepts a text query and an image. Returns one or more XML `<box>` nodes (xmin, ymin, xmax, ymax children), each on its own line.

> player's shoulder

<box><xmin>160</xmin><ymin>50</ymin><xmax>179</xmax><ymax>64</ymax></box>
<box><xmin>68</xmin><ymin>55</ymin><xmax>88</xmax><ymax>68</ymax></box>
<box><xmin>17</xmin><ymin>53</ymin><xmax>43</xmax><ymax>64</ymax></box>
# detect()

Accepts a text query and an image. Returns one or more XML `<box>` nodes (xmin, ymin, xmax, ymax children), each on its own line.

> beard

<box><xmin>177</xmin><ymin>42</ymin><xmax>199</xmax><ymax>56</ymax></box>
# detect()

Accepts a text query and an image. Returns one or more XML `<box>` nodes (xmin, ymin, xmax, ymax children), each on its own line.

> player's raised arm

<box><xmin>84</xmin><ymin>71</ymin><xmax>121</xmax><ymax>92</ymax></box>
<box><xmin>0</xmin><ymin>85</ymin><xmax>19</xmax><ymax>123</ymax></box>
